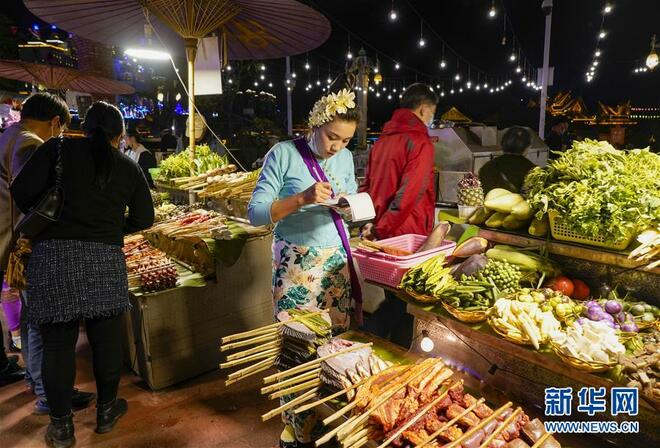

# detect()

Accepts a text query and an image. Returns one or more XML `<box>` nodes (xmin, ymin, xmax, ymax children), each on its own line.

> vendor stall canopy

<box><xmin>23</xmin><ymin>0</ymin><xmax>332</xmax><ymax>61</ymax></box>
<box><xmin>0</xmin><ymin>59</ymin><xmax>135</xmax><ymax>94</ymax></box>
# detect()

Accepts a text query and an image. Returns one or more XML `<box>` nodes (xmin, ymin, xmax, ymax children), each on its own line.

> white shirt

<box><xmin>125</xmin><ymin>144</ymin><xmax>149</xmax><ymax>163</ymax></box>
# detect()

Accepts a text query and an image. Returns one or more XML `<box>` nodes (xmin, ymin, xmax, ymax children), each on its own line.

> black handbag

<box><xmin>15</xmin><ymin>137</ymin><xmax>65</xmax><ymax>238</ymax></box>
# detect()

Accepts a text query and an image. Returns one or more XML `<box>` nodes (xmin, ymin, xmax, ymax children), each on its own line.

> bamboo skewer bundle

<box><xmin>261</xmin><ymin>368</ymin><xmax>321</xmax><ymax>395</ymax></box>
<box><xmin>478</xmin><ymin>407</ymin><xmax>522</xmax><ymax>448</ymax></box>
<box><xmin>414</xmin><ymin>398</ymin><xmax>486</xmax><ymax>448</ymax></box>
<box><xmin>375</xmin><ymin>385</ymin><xmax>454</xmax><ymax>448</ymax></box>
<box><xmin>225</xmin><ymin>356</ymin><xmax>277</xmax><ymax>386</ymax></box>
<box><xmin>336</xmin><ymin>363</ymin><xmax>431</xmax><ymax>441</ymax></box>
<box><xmin>293</xmin><ymin>375</ymin><xmax>372</xmax><ymax>415</ymax></box>
<box><xmin>219</xmin><ymin>347</ymin><xmax>281</xmax><ymax>369</ymax></box>
<box><xmin>341</xmin><ymin>426</ymin><xmax>371</xmax><ymax>447</ymax></box>
<box><xmin>226</xmin><ymin>341</ymin><xmax>281</xmax><ymax>361</ymax></box>
<box><xmin>261</xmin><ymin>388</ymin><xmax>320</xmax><ymax>422</ymax></box>
<box><xmin>263</xmin><ymin>342</ymin><xmax>373</xmax><ymax>384</ymax></box>
<box><xmin>269</xmin><ymin>378</ymin><xmax>323</xmax><ymax>400</ymax></box>
<box><xmin>441</xmin><ymin>402</ymin><xmax>513</xmax><ymax>448</ymax></box>
<box><xmin>220</xmin><ymin>333</ymin><xmax>281</xmax><ymax>352</ymax></box>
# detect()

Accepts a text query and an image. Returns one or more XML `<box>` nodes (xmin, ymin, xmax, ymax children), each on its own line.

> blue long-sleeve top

<box><xmin>248</xmin><ymin>140</ymin><xmax>358</xmax><ymax>248</ymax></box>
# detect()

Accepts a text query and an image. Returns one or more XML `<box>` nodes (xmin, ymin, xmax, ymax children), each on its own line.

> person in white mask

<box><xmin>358</xmin><ymin>83</ymin><xmax>439</xmax><ymax>348</ymax></box>
<box><xmin>248</xmin><ymin>87</ymin><xmax>361</xmax><ymax>448</ymax></box>
<box><xmin>124</xmin><ymin>130</ymin><xmax>156</xmax><ymax>187</ymax></box>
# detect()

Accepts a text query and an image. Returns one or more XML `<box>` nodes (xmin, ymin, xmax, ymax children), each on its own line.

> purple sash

<box><xmin>293</xmin><ymin>137</ymin><xmax>363</xmax><ymax>323</ymax></box>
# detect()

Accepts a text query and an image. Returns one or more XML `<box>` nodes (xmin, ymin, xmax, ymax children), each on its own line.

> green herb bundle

<box><xmin>525</xmin><ymin>139</ymin><xmax>660</xmax><ymax>243</ymax></box>
<box><xmin>157</xmin><ymin>145</ymin><xmax>228</xmax><ymax>181</ymax></box>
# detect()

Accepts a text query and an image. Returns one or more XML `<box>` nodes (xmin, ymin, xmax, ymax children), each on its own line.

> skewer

<box><xmin>263</xmin><ymin>343</ymin><xmax>373</xmax><ymax>384</ymax></box>
<box><xmin>294</xmin><ymin>374</ymin><xmax>373</xmax><ymax>415</ymax></box>
<box><xmin>415</xmin><ymin>398</ymin><xmax>486</xmax><ymax>448</ymax></box>
<box><xmin>478</xmin><ymin>407</ymin><xmax>522</xmax><ymax>448</ymax></box>
<box><xmin>225</xmin><ymin>362</ymin><xmax>274</xmax><ymax>386</ymax></box>
<box><xmin>442</xmin><ymin>401</ymin><xmax>513</xmax><ymax>448</ymax></box>
<box><xmin>346</xmin><ymin>434</ymin><xmax>370</xmax><ymax>448</ymax></box>
<box><xmin>261</xmin><ymin>368</ymin><xmax>321</xmax><ymax>395</ymax></box>
<box><xmin>375</xmin><ymin>385</ymin><xmax>453</xmax><ymax>448</ymax></box>
<box><xmin>530</xmin><ymin>430</ymin><xmax>554</xmax><ymax>448</ymax></box>
<box><xmin>261</xmin><ymin>388</ymin><xmax>319</xmax><ymax>422</ymax></box>
<box><xmin>337</xmin><ymin>363</ymin><xmax>430</xmax><ymax>440</ymax></box>
<box><xmin>269</xmin><ymin>379</ymin><xmax>322</xmax><ymax>400</ymax></box>
<box><xmin>322</xmin><ymin>401</ymin><xmax>359</xmax><ymax>426</ymax></box>
<box><xmin>219</xmin><ymin>347</ymin><xmax>280</xmax><ymax>369</ymax></box>
<box><xmin>226</xmin><ymin>340</ymin><xmax>281</xmax><ymax>361</ymax></box>
<box><xmin>220</xmin><ymin>333</ymin><xmax>281</xmax><ymax>352</ymax></box>
<box><xmin>221</xmin><ymin>310</ymin><xmax>324</xmax><ymax>343</ymax></box>
<box><xmin>341</xmin><ymin>426</ymin><xmax>371</xmax><ymax>447</ymax></box>
<box><xmin>226</xmin><ymin>356</ymin><xmax>277</xmax><ymax>384</ymax></box>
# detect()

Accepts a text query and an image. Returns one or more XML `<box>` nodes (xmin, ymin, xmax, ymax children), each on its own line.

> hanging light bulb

<box><xmin>347</xmin><ymin>50</ymin><xmax>353</xmax><ymax>60</ymax></box>
<box><xmin>450</xmin><ymin>89</ymin><xmax>455</xmax><ymax>94</ymax></box>
<box><xmin>226</xmin><ymin>65</ymin><xmax>232</xmax><ymax>71</ymax></box>
<box><xmin>603</xmin><ymin>4</ymin><xmax>613</xmax><ymax>14</ymax></box>
<box><xmin>253</xmin><ymin>81</ymin><xmax>258</xmax><ymax>87</ymax></box>
<box><xmin>522</xmin><ymin>75</ymin><xmax>527</xmax><ymax>82</ymax></box>
<box><xmin>593</xmin><ymin>60</ymin><xmax>599</xmax><ymax>66</ymax></box>
<box><xmin>515</xmin><ymin>66</ymin><xmax>522</xmax><ymax>73</ymax></box>
<box><xmin>599</xmin><ymin>31</ymin><xmax>606</xmax><ymax>39</ymax></box>
<box><xmin>260</xmin><ymin>74</ymin><xmax>265</xmax><ymax>80</ymax></box>
<box><xmin>440</xmin><ymin>60</ymin><xmax>447</xmax><ymax>69</ymax></box>
<box><xmin>227</xmin><ymin>78</ymin><xmax>233</xmax><ymax>84</ymax></box>
<box><xmin>454</xmin><ymin>73</ymin><xmax>461</xmax><ymax>81</ymax></box>
<box><xmin>595</xmin><ymin>50</ymin><xmax>602</xmax><ymax>57</ymax></box>
<box><xmin>509</xmin><ymin>52</ymin><xmax>516</xmax><ymax>62</ymax></box>
<box><xmin>326</xmin><ymin>76</ymin><xmax>332</xmax><ymax>84</ymax></box>
<box><xmin>466</xmin><ymin>81</ymin><xmax>472</xmax><ymax>89</ymax></box>
<box><xmin>304</xmin><ymin>61</ymin><xmax>310</xmax><ymax>70</ymax></box>
<box><xmin>389</xmin><ymin>9</ymin><xmax>398</xmax><ymax>21</ymax></box>
<box><xmin>268</xmin><ymin>82</ymin><xmax>273</xmax><ymax>88</ymax></box>
<box><xmin>488</xmin><ymin>0</ymin><xmax>497</xmax><ymax>18</ymax></box>
<box><xmin>646</xmin><ymin>34</ymin><xmax>659</xmax><ymax>70</ymax></box>
<box><xmin>459</xmin><ymin>87</ymin><xmax>464</xmax><ymax>93</ymax></box>
<box><xmin>291</xmin><ymin>72</ymin><xmax>297</xmax><ymax>78</ymax></box>
<box><xmin>374</xmin><ymin>73</ymin><xmax>383</xmax><ymax>85</ymax></box>
<box><xmin>394</xmin><ymin>61</ymin><xmax>400</xmax><ymax>70</ymax></box>
<box><xmin>489</xmin><ymin>88</ymin><xmax>494</xmax><ymax>93</ymax></box>
<box><xmin>316</xmin><ymin>80</ymin><xmax>321</xmax><ymax>86</ymax></box>
<box><xmin>475</xmin><ymin>84</ymin><xmax>481</xmax><ymax>91</ymax></box>
<box><xmin>175</xmin><ymin>92</ymin><xmax>181</xmax><ymax>101</ymax></box>
<box><xmin>393</xmin><ymin>88</ymin><xmax>397</xmax><ymax>93</ymax></box>
<box><xmin>376</xmin><ymin>92</ymin><xmax>381</xmax><ymax>97</ymax></box>
<box><xmin>484</xmin><ymin>83</ymin><xmax>489</xmax><ymax>89</ymax></box>
<box><xmin>420</xmin><ymin>331</ymin><xmax>434</xmax><ymax>353</ymax></box>
<box><xmin>260</xmin><ymin>64</ymin><xmax>266</xmax><ymax>71</ymax></box>
<box><xmin>441</xmin><ymin>91</ymin><xmax>445</xmax><ymax>96</ymax></box>
<box><xmin>418</xmin><ymin>20</ymin><xmax>425</xmax><ymax>47</ymax></box>
<box><xmin>387</xmin><ymin>94</ymin><xmax>392</xmax><ymax>100</ymax></box>
<box><xmin>156</xmin><ymin>92</ymin><xmax>164</xmax><ymax>102</ymax></box>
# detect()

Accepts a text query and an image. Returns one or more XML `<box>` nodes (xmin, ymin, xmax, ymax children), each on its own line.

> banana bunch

<box><xmin>400</xmin><ymin>254</ymin><xmax>457</xmax><ymax>302</ymax></box>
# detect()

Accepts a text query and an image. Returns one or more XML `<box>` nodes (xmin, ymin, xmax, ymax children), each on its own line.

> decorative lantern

<box><xmin>373</xmin><ymin>72</ymin><xmax>382</xmax><ymax>85</ymax></box>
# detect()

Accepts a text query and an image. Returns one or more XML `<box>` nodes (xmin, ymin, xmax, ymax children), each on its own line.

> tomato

<box><xmin>571</xmin><ymin>279</ymin><xmax>590</xmax><ymax>300</ymax></box>
<box><xmin>546</xmin><ymin>276</ymin><xmax>574</xmax><ymax>297</ymax></box>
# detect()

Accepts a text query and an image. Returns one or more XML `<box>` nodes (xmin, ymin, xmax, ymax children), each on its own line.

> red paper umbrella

<box><xmin>0</xmin><ymin>59</ymin><xmax>135</xmax><ymax>94</ymax></box>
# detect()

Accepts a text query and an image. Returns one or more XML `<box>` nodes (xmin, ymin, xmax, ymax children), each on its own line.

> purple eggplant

<box><xmin>620</xmin><ymin>322</ymin><xmax>639</xmax><ymax>333</ymax></box>
<box><xmin>586</xmin><ymin>306</ymin><xmax>605</xmax><ymax>321</ymax></box>
<box><xmin>604</xmin><ymin>300</ymin><xmax>623</xmax><ymax>315</ymax></box>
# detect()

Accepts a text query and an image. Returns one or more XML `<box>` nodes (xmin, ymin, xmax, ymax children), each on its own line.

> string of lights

<box><xmin>586</xmin><ymin>2</ymin><xmax>614</xmax><ymax>83</ymax></box>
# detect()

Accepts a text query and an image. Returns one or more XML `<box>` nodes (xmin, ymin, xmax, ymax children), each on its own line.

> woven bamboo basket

<box><xmin>550</xmin><ymin>342</ymin><xmax>616</xmax><ymax>373</ymax></box>
<box><xmin>487</xmin><ymin>316</ymin><xmax>534</xmax><ymax>346</ymax></box>
<box><xmin>404</xmin><ymin>288</ymin><xmax>442</xmax><ymax>304</ymax></box>
<box><xmin>442</xmin><ymin>302</ymin><xmax>488</xmax><ymax>323</ymax></box>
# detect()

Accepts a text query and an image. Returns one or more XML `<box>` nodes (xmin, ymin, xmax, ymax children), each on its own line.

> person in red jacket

<box><xmin>360</xmin><ymin>83</ymin><xmax>438</xmax><ymax>347</ymax></box>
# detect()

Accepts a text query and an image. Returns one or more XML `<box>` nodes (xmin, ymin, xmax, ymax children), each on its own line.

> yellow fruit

<box><xmin>510</xmin><ymin>200</ymin><xmax>533</xmax><ymax>220</ymax></box>
<box><xmin>485</xmin><ymin>212</ymin><xmax>507</xmax><ymax>228</ymax></box>
<box><xmin>502</xmin><ymin>214</ymin><xmax>528</xmax><ymax>230</ymax></box>
<box><xmin>485</xmin><ymin>193</ymin><xmax>525</xmax><ymax>214</ymax></box>
<box><xmin>528</xmin><ymin>216</ymin><xmax>549</xmax><ymax>237</ymax></box>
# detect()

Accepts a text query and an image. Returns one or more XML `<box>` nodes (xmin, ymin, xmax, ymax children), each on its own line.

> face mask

<box><xmin>307</xmin><ymin>129</ymin><xmax>322</xmax><ymax>156</ymax></box>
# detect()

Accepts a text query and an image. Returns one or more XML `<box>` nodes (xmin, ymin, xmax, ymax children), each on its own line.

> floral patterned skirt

<box><xmin>272</xmin><ymin>235</ymin><xmax>353</xmax><ymax>331</ymax></box>
<box><xmin>272</xmin><ymin>235</ymin><xmax>354</xmax><ymax>443</ymax></box>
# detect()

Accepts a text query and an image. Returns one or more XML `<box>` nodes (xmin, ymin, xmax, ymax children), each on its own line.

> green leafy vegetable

<box><xmin>157</xmin><ymin>145</ymin><xmax>228</xmax><ymax>181</ymax></box>
<box><xmin>525</xmin><ymin>139</ymin><xmax>660</xmax><ymax>243</ymax></box>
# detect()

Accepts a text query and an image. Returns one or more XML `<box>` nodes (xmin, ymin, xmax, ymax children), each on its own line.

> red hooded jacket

<box><xmin>360</xmin><ymin>109</ymin><xmax>436</xmax><ymax>239</ymax></box>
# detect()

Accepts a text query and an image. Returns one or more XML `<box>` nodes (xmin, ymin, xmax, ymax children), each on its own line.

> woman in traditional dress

<box><xmin>248</xmin><ymin>88</ymin><xmax>361</xmax><ymax>447</ymax></box>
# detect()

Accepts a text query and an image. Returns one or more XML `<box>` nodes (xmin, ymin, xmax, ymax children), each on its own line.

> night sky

<box><xmin>3</xmin><ymin>0</ymin><xmax>659</xmax><ymax>129</ymax></box>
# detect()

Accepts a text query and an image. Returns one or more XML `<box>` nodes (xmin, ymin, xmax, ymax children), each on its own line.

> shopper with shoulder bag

<box><xmin>11</xmin><ymin>101</ymin><xmax>155</xmax><ymax>448</ymax></box>
<box><xmin>0</xmin><ymin>94</ymin><xmax>95</xmax><ymax>414</ymax></box>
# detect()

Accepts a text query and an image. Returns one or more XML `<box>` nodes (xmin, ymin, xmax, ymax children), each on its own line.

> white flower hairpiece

<box><xmin>308</xmin><ymin>88</ymin><xmax>357</xmax><ymax>128</ymax></box>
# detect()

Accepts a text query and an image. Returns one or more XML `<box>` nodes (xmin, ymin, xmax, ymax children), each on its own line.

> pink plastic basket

<box><xmin>353</xmin><ymin>234</ymin><xmax>456</xmax><ymax>288</ymax></box>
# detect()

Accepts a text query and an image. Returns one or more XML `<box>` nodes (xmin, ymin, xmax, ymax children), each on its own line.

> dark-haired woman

<box><xmin>479</xmin><ymin>126</ymin><xmax>536</xmax><ymax>193</ymax></box>
<box><xmin>124</xmin><ymin>130</ymin><xmax>156</xmax><ymax>187</ymax></box>
<box><xmin>248</xmin><ymin>89</ymin><xmax>361</xmax><ymax>447</ymax></box>
<box><xmin>11</xmin><ymin>101</ymin><xmax>154</xmax><ymax>448</ymax></box>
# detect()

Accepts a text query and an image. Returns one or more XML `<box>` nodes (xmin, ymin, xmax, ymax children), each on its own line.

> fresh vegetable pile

<box><xmin>199</xmin><ymin>169</ymin><xmax>261</xmax><ymax>201</ymax></box>
<box><xmin>157</xmin><ymin>145</ymin><xmax>229</xmax><ymax>182</ymax></box>
<box><xmin>488</xmin><ymin>294</ymin><xmax>562</xmax><ymax>349</ymax></box>
<box><xmin>552</xmin><ymin>320</ymin><xmax>625</xmax><ymax>365</ymax></box>
<box><xmin>399</xmin><ymin>254</ymin><xmax>457</xmax><ymax>301</ymax></box>
<box><xmin>468</xmin><ymin>188</ymin><xmax>535</xmax><ymax>232</ymax></box>
<box><xmin>525</xmin><ymin>139</ymin><xmax>660</xmax><ymax>244</ymax></box>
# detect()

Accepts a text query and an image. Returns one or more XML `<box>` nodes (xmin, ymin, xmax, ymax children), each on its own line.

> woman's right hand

<box><xmin>300</xmin><ymin>182</ymin><xmax>333</xmax><ymax>205</ymax></box>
